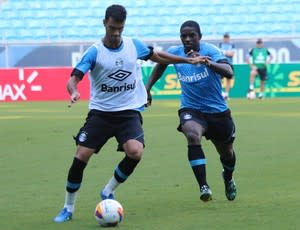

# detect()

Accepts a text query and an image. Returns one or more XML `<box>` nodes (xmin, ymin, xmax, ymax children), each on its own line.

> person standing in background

<box><xmin>246</xmin><ymin>38</ymin><xmax>273</xmax><ymax>99</ymax></box>
<box><xmin>219</xmin><ymin>33</ymin><xmax>235</xmax><ymax>100</ymax></box>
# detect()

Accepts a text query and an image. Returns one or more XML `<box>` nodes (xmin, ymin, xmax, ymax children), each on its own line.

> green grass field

<box><xmin>1</xmin><ymin>98</ymin><xmax>299</xmax><ymax>230</ymax></box>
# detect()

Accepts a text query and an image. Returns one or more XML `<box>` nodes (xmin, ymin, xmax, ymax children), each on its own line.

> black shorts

<box><xmin>75</xmin><ymin>109</ymin><xmax>144</xmax><ymax>153</ymax></box>
<box><xmin>177</xmin><ymin>108</ymin><xmax>236</xmax><ymax>144</ymax></box>
<box><xmin>257</xmin><ymin>67</ymin><xmax>268</xmax><ymax>81</ymax></box>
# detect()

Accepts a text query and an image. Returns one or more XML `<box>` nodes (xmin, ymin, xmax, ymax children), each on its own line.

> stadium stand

<box><xmin>0</xmin><ymin>0</ymin><xmax>300</xmax><ymax>42</ymax></box>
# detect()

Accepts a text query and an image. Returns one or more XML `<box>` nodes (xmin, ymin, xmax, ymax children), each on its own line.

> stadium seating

<box><xmin>0</xmin><ymin>0</ymin><xmax>299</xmax><ymax>42</ymax></box>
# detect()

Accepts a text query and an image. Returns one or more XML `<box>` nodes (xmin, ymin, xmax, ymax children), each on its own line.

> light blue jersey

<box><xmin>167</xmin><ymin>42</ymin><xmax>228</xmax><ymax>113</ymax></box>
<box><xmin>73</xmin><ymin>37</ymin><xmax>151</xmax><ymax>111</ymax></box>
<box><xmin>219</xmin><ymin>42</ymin><xmax>235</xmax><ymax>65</ymax></box>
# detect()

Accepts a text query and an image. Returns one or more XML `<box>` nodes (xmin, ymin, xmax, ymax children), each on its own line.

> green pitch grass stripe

<box><xmin>0</xmin><ymin>116</ymin><xmax>25</xmax><ymax>120</ymax></box>
<box><xmin>234</xmin><ymin>111</ymin><xmax>300</xmax><ymax>117</ymax></box>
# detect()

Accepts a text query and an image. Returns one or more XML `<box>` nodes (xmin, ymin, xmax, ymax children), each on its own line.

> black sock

<box><xmin>221</xmin><ymin>151</ymin><xmax>236</xmax><ymax>181</ymax></box>
<box><xmin>66</xmin><ymin>157</ymin><xmax>87</xmax><ymax>193</ymax></box>
<box><xmin>114</xmin><ymin>155</ymin><xmax>140</xmax><ymax>183</ymax></box>
<box><xmin>188</xmin><ymin>145</ymin><xmax>207</xmax><ymax>187</ymax></box>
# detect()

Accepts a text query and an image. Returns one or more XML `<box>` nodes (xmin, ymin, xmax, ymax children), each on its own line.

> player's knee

<box><xmin>185</xmin><ymin>131</ymin><xmax>200</xmax><ymax>145</ymax></box>
<box><xmin>220</xmin><ymin>148</ymin><xmax>234</xmax><ymax>159</ymax></box>
<box><xmin>75</xmin><ymin>146</ymin><xmax>95</xmax><ymax>163</ymax></box>
<box><xmin>127</xmin><ymin>148</ymin><xmax>143</xmax><ymax>160</ymax></box>
<box><xmin>124</xmin><ymin>141</ymin><xmax>144</xmax><ymax>160</ymax></box>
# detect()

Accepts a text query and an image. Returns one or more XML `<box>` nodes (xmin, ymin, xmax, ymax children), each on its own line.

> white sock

<box><xmin>102</xmin><ymin>176</ymin><xmax>120</xmax><ymax>196</ymax></box>
<box><xmin>63</xmin><ymin>191</ymin><xmax>77</xmax><ymax>213</ymax></box>
<box><xmin>249</xmin><ymin>85</ymin><xmax>254</xmax><ymax>90</ymax></box>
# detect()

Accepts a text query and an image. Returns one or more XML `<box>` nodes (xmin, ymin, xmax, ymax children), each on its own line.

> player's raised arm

<box><xmin>150</xmin><ymin>50</ymin><xmax>199</xmax><ymax>65</ymax></box>
<box><xmin>205</xmin><ymin>60</ymin><xmax>233</xmax><ymax>79</ymax></box>
<box><xmin>66</xmin><ymin>45</ymin><xmax>97</xmax><ymax>107</ymax></box>
<box><xmin>187</xmin><ymin>49</ymin><xmax>233</xmax><ymax>78</ymax></box>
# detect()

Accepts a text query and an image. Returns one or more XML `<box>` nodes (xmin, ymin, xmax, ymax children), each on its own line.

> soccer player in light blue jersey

<box><xmin>146</xmin><ymin>21</ymin><xmax>237</xmax><ymax>202</ymax></box>
<box><xmin>53</xmin><ymin>6</ymin><xmax>201</xmax><ymax>223</ymax></box>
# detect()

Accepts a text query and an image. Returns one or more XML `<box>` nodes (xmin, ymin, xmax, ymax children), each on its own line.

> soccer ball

<box><xmin>95</xmin><ymin>199</ymin><xmax>124</xmax><ymax>227</ymax></box>
<box><xmin>247</xmin><ymin>91</ymin><xmax>256</xmax><ymax>100</ymax></box>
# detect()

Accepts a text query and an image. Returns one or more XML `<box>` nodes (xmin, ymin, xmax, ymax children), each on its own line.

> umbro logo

<box><xmin>108</xmin><ymin>70</ymin><xmax>132</xmax><ymax>81</ymax></box>
<box><xmin>78</xmin><ymin>131</ymin><xmax>88</xmax><ymax>142</ymax></box>
<box><xmin>183</xmin><ymin>113</ymin><xmax>192</xmax><ymax>120</ymax></box>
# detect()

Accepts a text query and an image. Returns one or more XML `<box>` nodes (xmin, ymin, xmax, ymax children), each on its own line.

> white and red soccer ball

<box><xmin>247</xmin><ymin>91</ymin><xmax>256</xmax><ymax>100</ymax></box>
<box><xmin>95</xmin><ymin>199</ymin><xmax>124</xmax><ymax>227</ymax></box>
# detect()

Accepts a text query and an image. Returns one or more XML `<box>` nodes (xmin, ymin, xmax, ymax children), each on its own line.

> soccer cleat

<box><xmin>200</xmin><ymin>185</ymin><xmax>212</xmax><ymax>202</ymax></box>
<box><xmin>101</xmin><ymin>189</ymin><xmax>115</xmax><ymax>200</ymax></box>
<box><xmin>258</xmin><ymin>93</ymin><xmax>264</xmax><ymax>99</ymax></box>
<box><xmin>53</xmin><ymin>208</ymin><xmax>72</xmax><ymax>223</ymax></box>
<box><xmin>222</xmin><ymin>172</ymin><xmax>237</xmax><ymax>201</ymax></box>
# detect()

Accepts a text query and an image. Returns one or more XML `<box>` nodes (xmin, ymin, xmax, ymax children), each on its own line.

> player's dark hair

<box><xmin>224</xmin><ymin>32</ymin><xmax>230</xmax><ymax>38</ymax></box>
<box><xmin>105</xmin><ymin>4</ymin><xmax>127</xmax><ymax>22</ymax></box>
<box><xmin>180</xmin><ymin>20</ymin><xmax>202</xmax><ymax>39</ymax></box>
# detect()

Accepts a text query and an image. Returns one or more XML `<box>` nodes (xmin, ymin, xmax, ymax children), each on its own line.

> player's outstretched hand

<box><xmin>68</xmin><ymin>91</ymin><xmax>80</xmax><ymax>108</ymax></box>
<box><xmin>186</xmin><ymin>50</ymin><xmax>211</xmax><ymax>65</ymax></box>
<box><xmin>188</xmin><ymin>55</ymin><xmax>211</xmax><ymax>65</ymax></box>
